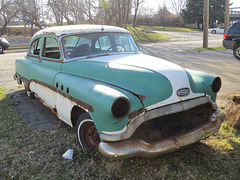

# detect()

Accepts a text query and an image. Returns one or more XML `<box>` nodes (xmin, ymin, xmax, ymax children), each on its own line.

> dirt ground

<box><xmin>12</xmin><ymin>90</ymin><xmax>60</xmax><ymax>130</ymax></box>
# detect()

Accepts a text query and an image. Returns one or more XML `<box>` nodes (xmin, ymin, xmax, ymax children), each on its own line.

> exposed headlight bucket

<box><xmin>212</xmin><ymin>77</ymin><xmax>221</xmax><ymax>93</ymax></box>
<box><xmin>111</xmin><ymin>97</ymin><xmax>130</xmax><ymax>119</ymax></box>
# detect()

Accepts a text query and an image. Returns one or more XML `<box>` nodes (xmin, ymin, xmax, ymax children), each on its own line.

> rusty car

<box><xmin>14</xmin><ymin>25</ymin><xmax>225</xmax><ymax>158</ymax></box>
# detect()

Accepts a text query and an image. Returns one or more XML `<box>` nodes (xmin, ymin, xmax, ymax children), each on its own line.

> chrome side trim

<box><xmin>98</xmin><ymin>109</ymin><xmax>225</xmax><ymax>158</ymax></box>
<box><xmin>100</xmin><ymin>96</ymin><xmax>217</xmax><ymax>142</ymax></box>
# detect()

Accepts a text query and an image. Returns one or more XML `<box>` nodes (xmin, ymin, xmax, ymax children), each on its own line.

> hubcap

<box><xmin>237</xmin><ymin>47</ymin><xmax>240</xmax><ymax>57</ymax></box>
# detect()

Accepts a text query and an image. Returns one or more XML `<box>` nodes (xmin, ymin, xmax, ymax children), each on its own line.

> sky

<box><xmin>143</xmin><ymin>0</ymin><xmax>240</xmax><ymax>13</ymax></box>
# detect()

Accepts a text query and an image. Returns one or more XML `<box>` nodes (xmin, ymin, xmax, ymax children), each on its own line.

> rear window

<box><xmin>228</xmin><ymin>23</ymin><xmax>240</xmax><ymax>34</ymax></box>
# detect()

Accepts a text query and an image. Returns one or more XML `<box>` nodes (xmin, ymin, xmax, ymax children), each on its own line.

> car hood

<box><xmin>62</xmin><ymin>53</ymin><xmax>203</xmax><ymax>108</ymax></box>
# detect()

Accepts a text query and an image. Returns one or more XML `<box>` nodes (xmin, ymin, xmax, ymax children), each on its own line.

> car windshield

<box><xmin>62</xmin><ymin>32</ymin><xmax>140</xmax><ymax>59</ymax></box>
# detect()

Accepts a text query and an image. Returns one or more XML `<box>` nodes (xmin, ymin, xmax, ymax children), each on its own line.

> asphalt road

<box><xmin>0</xmin><ymin>31</ymin><xmax>239</xmax><ymax>130</ymax></box>
<box><xmin>139</xmin><ymin>31</ymin><xmax>240</xmax><ymax>95</ymax></box>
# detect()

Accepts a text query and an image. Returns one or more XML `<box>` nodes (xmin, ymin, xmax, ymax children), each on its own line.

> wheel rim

<box><xmin>236</xmin><ymin>47</ymin><xmax>240</xmax><ymax>58</ymax></box>
<box><xmin>78</xmin><ymin>120</ymin><xmax>100</xmax><ymax>148</ymax></box>
<box><xmin>0</xmin><ymin>46</ymin><xmax>3</xmax><ymax>53</ymax></box>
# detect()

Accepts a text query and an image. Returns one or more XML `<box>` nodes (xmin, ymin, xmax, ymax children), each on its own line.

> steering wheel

<box><xmin>107</xmin><ymin>45</ymin><xmax>126</xmax><ymax>52</ymax></box>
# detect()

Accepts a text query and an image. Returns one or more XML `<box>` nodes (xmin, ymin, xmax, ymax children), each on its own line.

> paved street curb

<box><xmin>5</xmin><ymin>48</ymin><xmax>28</xmax><ymax>54</ymax></box>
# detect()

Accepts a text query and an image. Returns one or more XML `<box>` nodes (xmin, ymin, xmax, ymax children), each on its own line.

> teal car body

<box><xmin>15</xmin><ymin>25</ymin><xmax>225</xmax><ymax>158</ymax></box>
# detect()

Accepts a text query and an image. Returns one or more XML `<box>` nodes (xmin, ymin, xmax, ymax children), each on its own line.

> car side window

<box><xmin>29</xmin><ymin>38</ymin><xmax>41</xmax><ymax>56</ymax></box>
<box><xmin>95</xmin><ymin>36</ymin><xmax>111</xmax><ymax>50</ymax></box>
<box><xmin>42</xmin><ymin>37</ymin><xmax>61</xmax><ymax>59</ymax></box>
<box><xmin>76</xmin><ymin>37</ymin><xmax>91</xmax><ymax>47</ymax></box>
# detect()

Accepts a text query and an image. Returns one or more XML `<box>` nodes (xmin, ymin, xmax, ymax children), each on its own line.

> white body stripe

<box><xmin>29</xmin><ymin>82</ymin><xmax>75</xmax><ymax>126</ymax></box>
<box><xmin>86</xmin><ymin>53</ymin><xmax>204</xmax><ymax>110</ymax></box>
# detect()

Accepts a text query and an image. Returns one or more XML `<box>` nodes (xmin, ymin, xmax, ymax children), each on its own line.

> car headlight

<box><xmin>111</xmin><ymin>97</ymin><xmax>130</xmax><ymax>119</ymax></box>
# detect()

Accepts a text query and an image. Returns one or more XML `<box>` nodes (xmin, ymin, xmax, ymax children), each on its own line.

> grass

<box><xmin>1</xmin><ymin>87</ymin><xmax>240</xmax><ymax>179</ymax></box>
<box><xmin>139</xmin><ymin>25</ymin><xmax>202</xmax><ymax>32</ymax></box>
<box><xmin>127</xmin><ymin>26</ymin><xmax>169</xmax><ymax>43</ymax></box>
<box><xmin>190</xmin><ymin>46</ymin><xmax>226</xmax><ymax>52</ymax></box>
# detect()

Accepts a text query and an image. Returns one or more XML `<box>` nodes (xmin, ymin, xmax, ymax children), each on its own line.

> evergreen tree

<box><xmin>181</xmin><ymin>0</ymin><xmax>225</xmax><ymax>29</ymax></box>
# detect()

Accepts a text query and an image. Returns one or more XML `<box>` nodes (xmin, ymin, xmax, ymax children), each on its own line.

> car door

<box><xmin>29</xmin><ymin>35</ymin><xmax>62</xmax><ymax>86</ymax></box>
<box><xmin>28</xmin><ymin>35</ymin><xmax>62</xmax><ymax>108</ymax></box>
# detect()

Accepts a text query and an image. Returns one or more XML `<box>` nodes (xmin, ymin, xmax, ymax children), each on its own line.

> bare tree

<box><xmin>132</xmin><ymin>0</ymin><xmax>144</xmax><ymax>27</ymax></box>
<box><xmin>69</xmin><ymin>0</ymin><xmax>85</xmax><ymax>24</ymax></box>
<box><xmin>0</xmin><ymin>0</ymin><xmax>19</xmax><ymax>35</ymax></box>
<box><xmin>171</xmin><ymin>0</ymin><xmax>186</xmax><ymax>15</ymax></box>
<box><xmin>48</xmin><ymin>0</ymin><xmax>64</xmax><ymax>25</ymax></box>
<box><xmin>171</xmin><ymin>0</ymin><xmax>186</xmax><ymax>25</ymax></box>
<box><xmin>83</xmin><ymin>0</ymin><xmax>98</xmax><ymax>24</ymax></box>
<box><xmin>138</xmin><ymin>7</ymin><xmax>155</xmax><ymax>26</ymax></box>
<box><xmin>15</xmin><ymin>0</ymin><xmax>44</xmax><ymax>35</ymax></box>
<box><xmin>157</xmin><ymin>3</ymin><xmax>172</xmax><ymax>28</ymax></box>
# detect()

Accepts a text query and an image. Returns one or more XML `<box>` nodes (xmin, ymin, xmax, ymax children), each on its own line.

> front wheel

<box><xmin>211</xmin><ymin>30</ymin><xmax>216</xmax><ymax>34</ymax></box>
<box><xmin>76</xmin><ymin>113</ymin><xmax>100</xmax><ymax>148</ymax></box>
<box><xmin>233</xmin><ymin>44</ymin><xmax>240</xmax><ymax>60</ymax></box>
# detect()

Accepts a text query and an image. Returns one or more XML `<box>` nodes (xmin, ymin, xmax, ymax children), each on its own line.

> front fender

<box><xmin>54</xmin><ymin>73</ymin><xmax>143</xmax><ymax>133</ymax></box>
<box><xmin>185</xmin><ymin>69</ymin><xmax>221</xmax><ymax>101</ymax></box>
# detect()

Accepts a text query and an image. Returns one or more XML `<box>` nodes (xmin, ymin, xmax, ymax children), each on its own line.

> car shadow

<box><xmin>11</xmin><ymin>90</ymin><xmax>64</xmax><ymax>130</ymax></box>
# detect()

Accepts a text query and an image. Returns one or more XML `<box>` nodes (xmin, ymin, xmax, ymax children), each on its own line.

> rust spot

<box><xmin>15</xmin><ymin>73</ymin><xmax>94</xmax><ymax>112</ymax></box>
<box><xmin>126</xmin><ymin>121</ymin><xmax>131</xmax><ymax>129</ymax></box>
<box><xmin>27</xmin><ymin>54</ymin><xmax>38</xmax><ymax>58</ymax></box>
<box><xmin>128</xmin><ymin>108</ymin><xmax>145</xmax><ymax>119</ymax></box>
<box><xmin>137</xmin><ymin>94</ymin><xmax>145</xmax><ymax>102</ymax></box>
<box><xmin>42</xmin><ymin>31</ymin><xmax>55</xmax><ymax>36</ymax></box>
<box><xmin>36</xmin><ymin>80</ymin><xmax>94</xmax><ymax>112</ymax></box>
<box><xmin>39</xmin><ymin>57</ymin><xmax>62</xmax><ymax>62</ymax></box>
<box><xmin>27</xmin><ymin>54</ymin><xmax>63</xmax><ymax>63</ymax></box>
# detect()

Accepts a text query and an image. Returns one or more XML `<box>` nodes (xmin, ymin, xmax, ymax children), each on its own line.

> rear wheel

<box><xmin>233</xmin><ymin>44</ymin><xmax>240</xmax><ymax>60</ymax></box>
<box><xmin>0</xmin><ymin>44</ymin><xmax>4</xmax><ymax>54</ymax></box>
<box><xmin>76</xmin><ymin>113</ymin><xmax>100</xmax><ymax>148</ymax></box>
<box><xmin>23</xmin><ymin>80</ymin><xmax>35</xmax><ymax>99</ymax></box>
<box><xmin>25</xmin><ymin>90</ymin><xmax>35</xmax><ymax>99</ymax></box>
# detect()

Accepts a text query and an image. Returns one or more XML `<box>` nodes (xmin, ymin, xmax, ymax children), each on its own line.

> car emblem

<box><xmin>177</xmin><ymin>88</ymin><xmax>190</xmax><ymax>97</ymax></box>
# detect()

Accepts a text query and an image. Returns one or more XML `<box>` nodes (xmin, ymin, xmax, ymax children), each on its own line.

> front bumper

<box><xmin>98</xmin><ymin>97</ymin><xmax>225</xmax><ymax>158</ymax></box>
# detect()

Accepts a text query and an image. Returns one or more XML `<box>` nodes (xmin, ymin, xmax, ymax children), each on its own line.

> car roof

<box><xmin>33</xmin><ymin>25</ymin><xmax>130</xmax><ymax>38</ymax></box>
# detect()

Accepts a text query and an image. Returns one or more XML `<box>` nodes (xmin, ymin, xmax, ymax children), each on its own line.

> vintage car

<box><xmin>14</xmin><ymin>25</ymin><xmax>225</xmax><ymax>158</ymax></box>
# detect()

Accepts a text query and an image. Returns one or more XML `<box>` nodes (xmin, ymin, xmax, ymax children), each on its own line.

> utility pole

<box><xmin>224</xmin><ymin>0</ymin><xmax>230</xmax><ymax>33</ymax></box>
<box><xmin>203</xmin><ymin>0</ymin><xmax>209</xmax><ymax>48</ymax></box>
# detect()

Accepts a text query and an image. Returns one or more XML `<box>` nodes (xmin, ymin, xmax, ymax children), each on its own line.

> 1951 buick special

<box><xmin>14</xmin><ymin>25</ymin><xmax>225</xmax><ymax>158</ymax></box>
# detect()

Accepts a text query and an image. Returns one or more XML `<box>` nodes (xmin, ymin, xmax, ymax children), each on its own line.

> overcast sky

<box><xmin>144</xmin><ymin>0</ymin><xmax>240</xmax><ymax>12</ymax></box>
